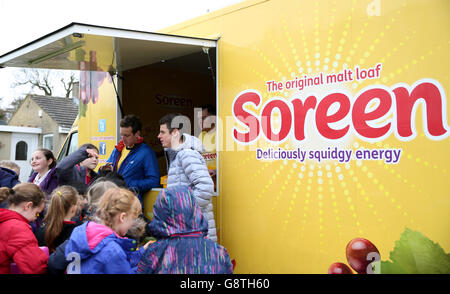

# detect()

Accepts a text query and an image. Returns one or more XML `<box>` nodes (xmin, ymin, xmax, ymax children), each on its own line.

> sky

<box><xmin>0</xmin><ymin>0</ymin><xmax>244</xmax><ymax>108</ymax></box>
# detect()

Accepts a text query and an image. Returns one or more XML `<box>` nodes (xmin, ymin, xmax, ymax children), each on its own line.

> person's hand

<box><xmin>208</xmin><ymin>169</ymin><xmax>216</xmax><ymax>178</ymax></box>
<box><xmin>86</xmin><ymin>148</ymin><xmax>99</xmax><ymax>159</ymax></box>
<box><xmin>100</xmin><ymin>162</ymin><xmax>113</xmax><ymax>171</ymax></box>
<box><xmin>143</xmin><ymin>239</ymin><xmax>156</xmax><ymax>250</ymax></box>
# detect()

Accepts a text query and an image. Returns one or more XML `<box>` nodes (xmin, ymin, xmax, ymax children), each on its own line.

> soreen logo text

<box><xmin>232</xmin><ymin>79</ymin><xmax>448</xmax><ymax>144</ymax></box>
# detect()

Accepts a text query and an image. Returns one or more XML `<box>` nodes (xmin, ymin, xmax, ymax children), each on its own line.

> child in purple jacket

<box><xmin>28</xmin><ymin>148</ymin><xmax>58</xmax><ymax>196</ymax></box>
<box><xmin>28</xmin><ymin>148</ymin><xmax>58</xmax><ymax>231</ymax></box>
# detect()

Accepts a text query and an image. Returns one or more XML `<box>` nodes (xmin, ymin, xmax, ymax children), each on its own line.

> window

<box><xmin>57</xmin><ymin>131</ymin><xmax>78</xmax><ymax>162</ymax></box>
<box><xmin>15</xmin><ymin>141</ymin><xmax>28</xmax><ymax>160</ymax></box>
<box><xmin>68</xmin><ymin>132</ymin><xmax>78</xmax><ymax>155</ymax></box>
<box><xmin>43</xmin><ymin>134</ymin><xmax>54</xmax><ymax>150</ymax></box>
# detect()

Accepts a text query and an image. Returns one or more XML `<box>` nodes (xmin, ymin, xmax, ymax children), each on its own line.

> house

<box><xmin>8</xmin><ymin>94</ymin><xmax>78</xmax><ymax>153</ymax></box>
<box><xmin>0</xmin><ymin>95</ymin><xmax>78</xmax><ymax>181</ymax></box>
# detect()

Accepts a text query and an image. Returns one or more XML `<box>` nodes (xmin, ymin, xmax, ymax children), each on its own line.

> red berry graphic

<box><xmin>346</xmin><ymin>238</ymin><xmax>380</xmax><ymax>274</ymax></box>
<box><xmin>328</xmin><ymin>262</ymin><xmax>353</xmax><ymax>274</ymax></box>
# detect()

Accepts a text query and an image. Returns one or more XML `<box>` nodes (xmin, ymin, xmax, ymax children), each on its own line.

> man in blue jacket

<box><xmin>101</xmin><ymin>115</ymin><xmax>160</xmax><ymax>208</ymax></box>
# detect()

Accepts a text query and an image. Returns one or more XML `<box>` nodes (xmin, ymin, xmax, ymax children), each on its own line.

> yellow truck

<box><xmin>0</xmin><ymin>0</ymin><xmax>449</xmax><ymax>274</ymax></box>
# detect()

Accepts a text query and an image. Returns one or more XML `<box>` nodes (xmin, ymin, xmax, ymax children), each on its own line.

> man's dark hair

<box><xmin>120</xmin><ymin>114</ymin><xmax>142</xmax><ymax>134</ymax></box>
<box><xmin>201</xmin><ymin>104</ymin><xmax>216</xmax><ymax>116</ymax></box>
<box><xmin>159</xmin><ymin>113</ymin><xmax>184</xmax><ymax>133</ymax></box>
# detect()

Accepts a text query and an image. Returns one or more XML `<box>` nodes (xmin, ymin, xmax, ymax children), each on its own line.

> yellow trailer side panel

<box><xmin>162</xmin><ymin>0</ymin><xmax>450</xmax><ymax>273</ymax></box>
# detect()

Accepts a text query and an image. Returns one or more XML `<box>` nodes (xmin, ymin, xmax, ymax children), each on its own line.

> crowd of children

<box><xmin>0</xmin><ymin>145</ymin><xmax>233</xmax><ymax>274</ymax></box>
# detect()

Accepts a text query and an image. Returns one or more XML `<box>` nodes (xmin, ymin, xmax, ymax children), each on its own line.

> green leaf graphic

<box><xmin>381</xmin><ymin>228</ymin><xmax>450</xmax><ymax>274</ymax></box>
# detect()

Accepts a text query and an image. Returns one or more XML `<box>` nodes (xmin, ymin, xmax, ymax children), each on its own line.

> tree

<box><xmin>1</xmin><ymin>96</ymin><xmax>25</xmax><ymax>121</ymax></box>
<box><xmin>12</xmin><ymin>68</ymin><xmax>78</xmax><ymax>98</ymax></box>
<box><xmin>62</xmin><ymin>73</ymin><xmax>77</xmax><ymax>98</ymax></box>
<box><xmin>0</xmin><ymin>97</ymin><xmax>7</xmax><ymax>122</ymax></box>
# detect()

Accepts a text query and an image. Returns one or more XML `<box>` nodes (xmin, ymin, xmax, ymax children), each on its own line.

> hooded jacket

<box><xmin>106</xmin><ymin>139</ymin><xmax>160</xmax><ymax>201</ymax></box>
<box><xmin>0</xmin><ymin>167</ymin><xmax>20</xmax><ymax>189</ymax></box>
<box><xmin>65</xmin><ymin>221</ymin><xmax>143</xmax><ymax>274</ymax></box>
<box><xmin>35</xmin><ymin>220</ymin><xmax>79</xmax><ymax>252</ymax></box>
<box><xmin>48</xmin><ymin>239</ymin><xmax>69</xmax><ymax>274</ymax></box>
<box><xmin>0</xmin><ymin>167</ymin><xmax>20</xmax><ymax>208</ymax></box>
<box><xmin>136</xmin><ymin>186</ymin><xmax>233</xmax><ymax>274</ymax></box>
<box><xmin>0</xmin><ymin>208</ymin><xmax>48</xmax><ymax>274</ymax></box>
<box><xmin>165</xmin><ymin>133</ymin><xmax>217</xmax><ymax>242</ymax></box>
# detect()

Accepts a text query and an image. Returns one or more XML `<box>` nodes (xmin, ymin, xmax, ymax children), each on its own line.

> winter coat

<box><xmin>28</xmin><ymin>167</ymin><xmax>59</xmax><ymax>232</ymax></box>
<box><xmin>0</xmin><ymin>167</ymin><xmax>20</xmax><ymax>208</ymax></box>
<box><xmin>34</xmin><ymin>221</ymin><xmax>80</xmax><ymax>252</ymax></box>
<box><xmin>136</xmin><ymin>186</ymin><xmax>233</xmax><ymax>274</ymax></box>
<box><xmin>107</xmin><ymin>139</ymin><xmax>160</xmax><ymax>201</ymax></box>
<box><xmin>0</xmin><ymin>208</ymin><xmax>48</xmax><ymax>274</ymax></box>
<box><xmin>55</xmin><ymin>146</ymin><xmax>98</xmax><ymax>186</ymax></box>
<box><xmin>65</xmin><ymin>221</ymin><xmax>144</xmax><ymax>274</ymax></box>
<box><xmin>165</xmin><ymin>133</ymin><xmax>217</xmax><ymax>242</ymax></box>
<box><xmin>0</xmin><ymin>167</ymin><xmax>20</xmax><ymax>189</ymax></box>
<box><xmin>48</xmin><ymin>239</ymin><xmax>69</xmax><ymax>274</ymax></box>
<box><xmin>28</xmin><ymin>167</ymin><xmax>59</xmax><ymax>196</ymax></box>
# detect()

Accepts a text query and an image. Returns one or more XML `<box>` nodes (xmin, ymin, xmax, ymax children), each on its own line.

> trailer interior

<box><xmin>0</xmin><ymin>23</ymin><xmax>218</xmax><ymax>185</ymax></box>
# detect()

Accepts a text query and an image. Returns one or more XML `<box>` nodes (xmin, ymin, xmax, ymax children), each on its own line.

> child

<box><xmin>85</xmin><ymin>180</ymin><xmax>118</xmax><ymax>221</ymax></box>
<box><xmin>0</xmin><ymin>160</ymin><xmax>20</xmax><ymax>189</ymax></box>
<box><xmin>65</xmin><ymin>180</ymin><xmax>89</xmax><ymax>224</ymax></box>
<box><xmin>136</xmin><ymin>186</ymin><xmax>233</xmax><ymax>274</ymax></box>
<box><xmin>65</xmin><ymin>187</ymin><xmax>150</xmax><ymax>274</ymax></box>
<box><xmin>125</xmin><ymin>217</ymin><xmax>147</xmax><ymax>245</ymax></box>
<box><xmin>0</xmin><ymin>161</ymin><xmax>20</xmax><ymax>208</ymax></box>
<box><xmin>47</xmin><ymin>183</ymin><xmax>146</xmax><ymax>274</ymax></box>
<box><xmin>0</xmin><ymin>160</ymin><xmax>20</xmax><ymax>178</ymax></box>
<box><xmin>47</xmin><ymin>181</ymin><xmax>117</xmax><ymax>274</ymax></box>
<box><xmin>34</xmin><ymin>186</ymin><xmax>80</xmax><ymax>253</ymax></box>
<box><xmin>56</xmin><ymin>144</ymin><xmax>99</xmax><ymax>186</ymax></box>
<box><xmin>28</xmin><ymin>148</ymin><xmax>58</xmax><ymax>196</ymax></box>
<box><xmin>0</xmin><ymin>183</ymin><xmax>48</xmax><ymax>274</ymax></box>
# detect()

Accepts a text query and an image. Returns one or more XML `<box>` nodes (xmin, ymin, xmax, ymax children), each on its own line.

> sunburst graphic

<box><xmin>222</xmin><ymin>0</ymin><xmax>450</xmax><ymax>273</ymax></box>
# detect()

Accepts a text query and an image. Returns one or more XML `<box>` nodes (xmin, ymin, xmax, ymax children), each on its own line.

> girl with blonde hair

<box><xmin>65</xmin><ymin>188</ymin><xmax>152</xmax><ymax>274</ymax></box>
<box><xmin>82</xmin><ymin>180</ymin><xmax>118</xmax><ymax>222</ymax></box>
<box><xmin>87</xmin><ymin>180</ymin><xmax>118</xmax><ymax>207</ymax></box>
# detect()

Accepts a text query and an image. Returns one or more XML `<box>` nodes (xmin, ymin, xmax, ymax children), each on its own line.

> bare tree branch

<box><xmin>61</xmin><ymin>73</ymin><xmax>76</xmax><ymax>98</ymax></box>
<box><xmin>12</xmin><ymin>68</ymin><xmax>78</xmax><ymax>97</ymax></box>
<box><xmin>0</xmin><ymin>97</ymin><xmax>7</xmax><ymax>121</ymax></box>
<box><xmin>12</xmin><ymin>69</ymin><xmax>53</xmax><ymax>96</ymax></box>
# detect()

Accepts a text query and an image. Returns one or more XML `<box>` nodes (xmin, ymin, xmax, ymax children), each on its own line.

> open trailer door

<box><xmin>0</xmin><ymin>22</ymin><xmax>218</xmax><ymax>168</ymax></box>
<box><xmin>0</xmin><ymin>22</ymin><xmax>219</xmax><ymax>225</ymax></box>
